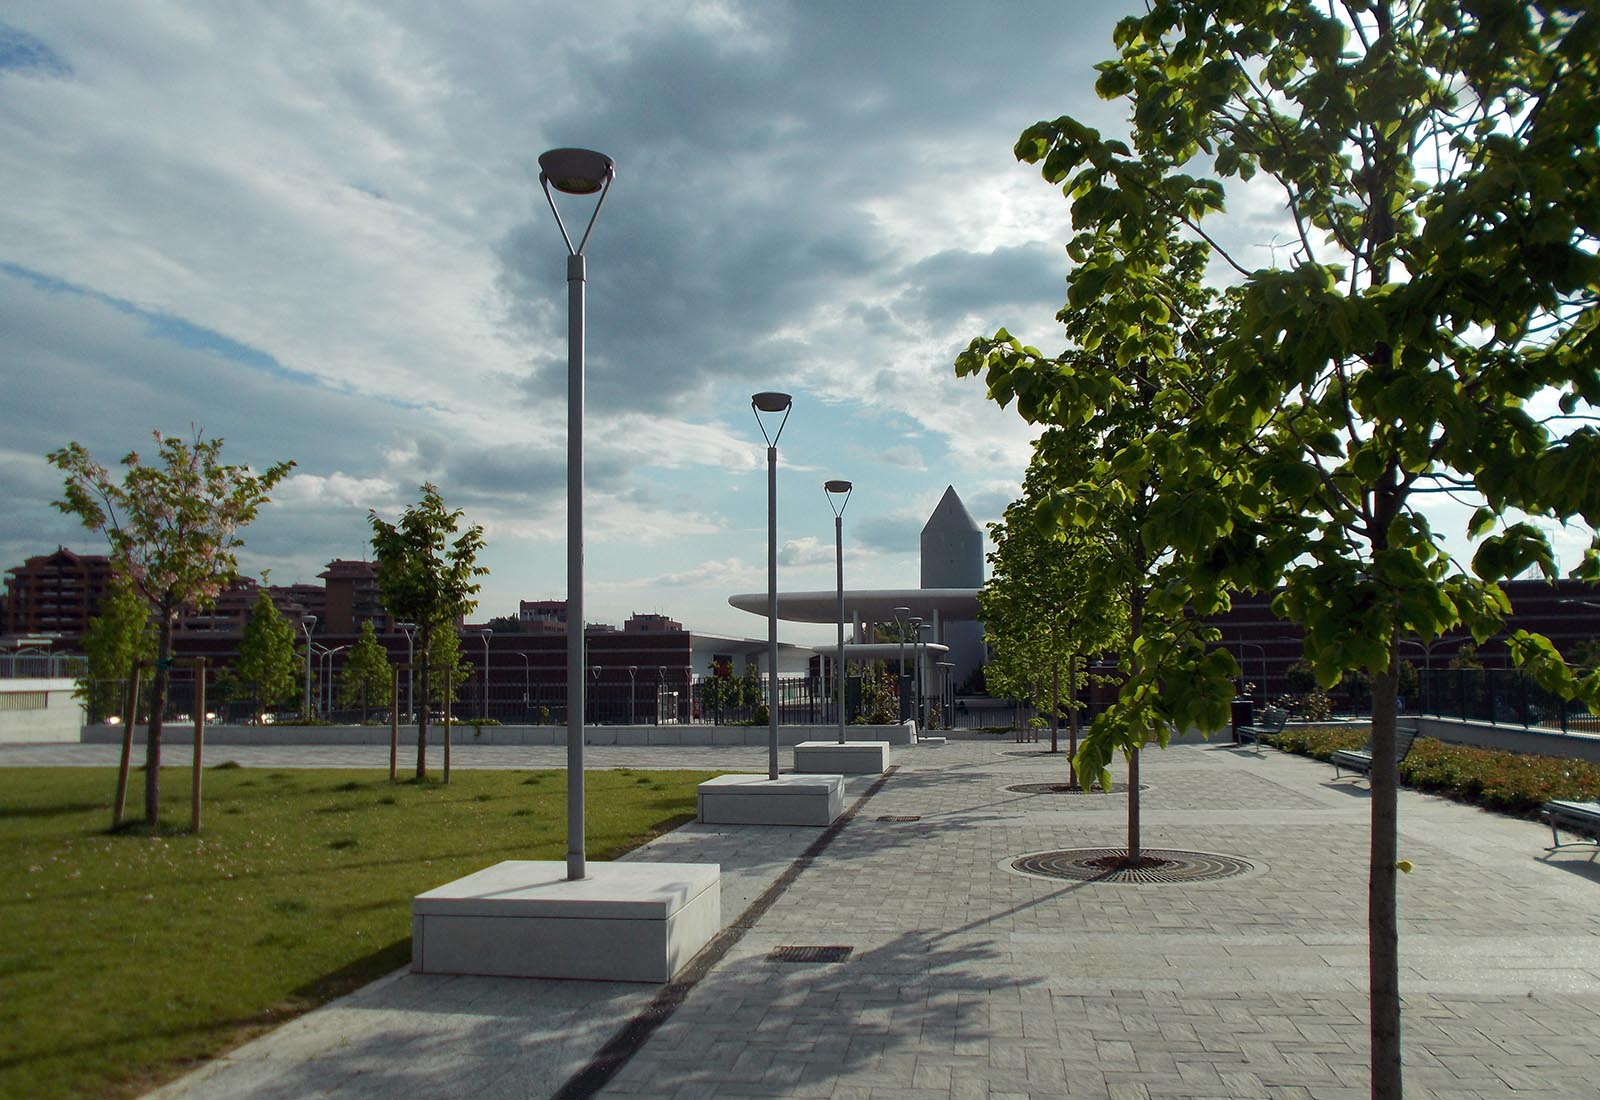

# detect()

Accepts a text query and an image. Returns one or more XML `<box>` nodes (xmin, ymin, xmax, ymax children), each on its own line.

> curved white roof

<box><xmin>728</xmin><ymin>588</ymin><xmax>980</xmax><ymax>624</ymax></box>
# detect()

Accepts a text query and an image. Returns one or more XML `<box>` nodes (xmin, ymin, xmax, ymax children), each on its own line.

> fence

<box><xmin>0</xmin><ymin>654</ymin><xmax>88</xmax><ymax>680</ymax></box>
<box><xmin>1410</xmin><ymin>665</ymin><xmax>1600</xmax><ymax>735</ymax></box>
<box><xmin>77</xmin><ymin>669</ymin><xmax>960</xmax><ymax>728</ymax></box>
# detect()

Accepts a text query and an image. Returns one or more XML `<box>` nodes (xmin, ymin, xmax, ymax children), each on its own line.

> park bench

<box><xmin>1331</xmin><ymin>724</ymin><xmax>1418</xmax><ymax>780</ymax></box>
<box><xmin>1542</xmin><ymin>800</ymin><xmax>1600</xmax><ymax>851</ymax></box>
<box><xmin>1236</xmin><ymin>705</ymin><xmax>1287</xmax><ymax>753</ymax></box>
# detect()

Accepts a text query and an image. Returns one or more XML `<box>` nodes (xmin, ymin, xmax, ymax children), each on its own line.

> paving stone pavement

<box><xmin>8</xmin><ymin>734</ymin><xmax>1600</xmax><ymax>1099</ymax></box>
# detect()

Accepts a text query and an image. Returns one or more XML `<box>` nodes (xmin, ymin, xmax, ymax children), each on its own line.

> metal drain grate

<box><xmin>1010</xmin><ymin>848</ymin><xmax>1255</xmax><ymax>884</ymax></box>
<box><xmin>769</xmin><ymin>945</ymin><xmax>853</xmax><ymax>963</ymax></box>
<box><xmin>1006</xmin><ymin>782</ymin><xmax>1140</xmax><ymax>795</ymax></box>
<box><xmin>876</xmin><ymin>814</ymin><xmax>922</xmax><ymax>822</ymax></box>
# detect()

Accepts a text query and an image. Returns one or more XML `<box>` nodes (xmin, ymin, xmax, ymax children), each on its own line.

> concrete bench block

<box><xmin>919</xmin><ymin>736</ymin><xmax>946</xmax><ymax>747</ymax></box>
<box><xmin>793</xmin><ymin>740</ymin><xmax>890</xmax><ymax>774</ymax></box>
<box><xmin>696</xmin><ymin>773</ymin><xmax>844</xmax><ymax>827</ymax></box>
<box><xmin>412</xmin><ymin>860</ymin><xmax>720</xmax><ymax>983</ymax></box>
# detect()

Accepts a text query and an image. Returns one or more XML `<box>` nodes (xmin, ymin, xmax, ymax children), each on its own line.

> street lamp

<box><xmin>516</xmin><ymin>652</ymin><xmax>530</xmax><ymax>721</ymax></box>
<box><xmin>909</xmin><ymin>616</ymin><xmax>923</xmax><ymax>726</ymax></box>
<box><xmin>893</xmin><ymin>606</ymin><xmax>911</xmax><ymax>722</ymax></box>
<box><xmin>628</xmin><ymin>665</ymin><xmax>637</xmax><ymax>725</ymax></box>
<box><xmin>478</xmin><ymin>628</ymin><xmax>493</xmax><ymax>720</ymax></box>
<box><xmin>299</xmin><ymin>615</ymin><xmax>317</xmax><ymax>720</ymax></box>
<box><xmin>753</xmin><ymin>391</ymin><xmax>793</xmax><ymax>781</ymax></box>
<box><xmin>824</xmin><ymin>479</ymin><xmax>852</xmax><ymax>743</ymax></box>
<box><xmin>317</xmin><ymin>644</ymin><xmax>348</xmax><ymax>717</ymax></box>
<box><xmin>539</xmin><ymin>146</ymin><xmax>616</xmax><ymax>882</ymax></box>
<box><xmin>397</xmin><ymin>622</ymin><xmax>416</xmax><ymax>721</ymax></box>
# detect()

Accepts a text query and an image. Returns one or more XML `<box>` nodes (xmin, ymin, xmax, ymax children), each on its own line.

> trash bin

<box><xmin>1230</xmin><ymin>697</ymin><xmax>1255</xmax><ymax>744</ymax></box>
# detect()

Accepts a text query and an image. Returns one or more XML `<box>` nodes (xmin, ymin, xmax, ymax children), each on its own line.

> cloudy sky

<box><xmin>3</xmin><ymin>3</ymin><xmax>1588</xmax><ymax>646</ymax></box>
<box><xmin>1</xmin><ymin>1</ymin><xmax>1150</xmax><ymax>642</ymax></box>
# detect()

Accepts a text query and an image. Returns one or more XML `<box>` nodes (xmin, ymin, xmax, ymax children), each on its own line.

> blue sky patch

<box><xmin>0</xmin><ymin>22</ymin><xmax>71</xmax><ymax>77</ymax></box>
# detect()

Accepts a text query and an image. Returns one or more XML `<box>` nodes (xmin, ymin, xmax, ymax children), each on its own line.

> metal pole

<box><xmin>567</xmin><ymin>250</ymin><xmax>587</xmax><ymax>879</ymax></box>
<box><xmin>767</xmin><ymin>441</ymin><xmax>779</xmax><ymax>780</ymax></box>
<box><xmin>836</xmin><ymin>514</ymin><xmax>846</xmax><ymax>743</ymax></box>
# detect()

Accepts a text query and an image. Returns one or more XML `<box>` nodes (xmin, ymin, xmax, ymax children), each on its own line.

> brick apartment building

<box><xmin>1</xmin><ymin>547</ymin><xmax>115</xmax><ymax>638</ymax></box>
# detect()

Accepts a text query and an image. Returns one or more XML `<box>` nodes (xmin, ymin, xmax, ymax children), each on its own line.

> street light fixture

<box><xmin>396</xmin><ymin>622</ymin><xmax>416</xmax><ymax>721</ymax></box>
<box><xmin>753</xmin><ymin>391</ymin><xmax>793</xmax><ymax>780</ymax></box>
<box><xmin>893</xmin><ymin>606</ymin><xmax>911</xmax><ymax>722</ymax></box>
<box><xmin>316</xmin><ymin>644</ymin><xmax>348</xmax><ymax>717</ymax></box>
<box><xmin>824</xmin><ymin>479</ymin><xmax>852</xmax><ymax>743</ymax></box>
<box><xmin>909</xmin><ymin>616</ymin><xmax>923</xmax><ymax>726</ymax></box>
<box><xmin>299</xmin><ymin>615</ymin><xmax>317</xmax><ymax>720</ymax></box>
<box><xmin>539</xmin><ymin>146</ymin><xmax>616</xmax><ymax>882</ymax></box>
<box><xmin>479</xmin><ymin>628</ymin><xmax>493</xmax><ymax>720</ymax></box>
<box><xmin>628</xmin><ymin>665</ymin><xmax>637</xmax><ymax>726</ymax></box>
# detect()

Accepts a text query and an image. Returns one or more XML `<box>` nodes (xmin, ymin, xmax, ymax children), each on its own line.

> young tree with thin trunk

<box><xmin>974</xmin><ymin>3</ymin><xmax>1600</xmax><ymax>1095</ymax></box>
<box><xmin>369</xmin><ymin>484</ymin><xmax>485</xmax><ymax>779</ymax></box>
<box><xmin>77</xmin><ymin>576</ymin><xmax>155</xmax><ymax>724</ymax></box>
<box><xmin>51</xmin><ymin>431</ymin><xmax>292</xmax><ymax>827</ymax></box>
<box><xmin>981</xmin><ymin>452</ymin><xmax>1129</xmax><ymax>778</ymax></box>
<box><xmin>235</xmin><ymin>587</ymin><xmax>297</xmax><ymax>722</ymax></box>
<box><xmin>340</xmin><ymin>620</ymin><xmax>394</xmax><ymax>718</ymax></box>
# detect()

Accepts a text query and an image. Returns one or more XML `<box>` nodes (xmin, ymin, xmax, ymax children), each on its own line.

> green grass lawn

<box><xmin>0</xmin><ymin>765</ymin><xmax>720</xmax><ymax>1100</ymax></box>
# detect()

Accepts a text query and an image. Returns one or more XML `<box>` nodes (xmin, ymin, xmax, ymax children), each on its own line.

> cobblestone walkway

<box><xmin>8</xmin><ymin>735</ymin><xmax>1598</xmax><ymax>1099</ymax></box>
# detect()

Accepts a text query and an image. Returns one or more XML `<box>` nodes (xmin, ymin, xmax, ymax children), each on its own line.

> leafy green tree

<box><xmin>50</xmin><ymin>431</ymin><xmax>292</xmax><ymax>824</ymax></box>
<box><xmin>981</xmin><ymin>454</ymin><xmax>1129</xmax><ymax>776</ymax></box>
<box><xmin>370</xmin><ymin>483</ymin><xmax>486</xmax><ymax>778</ymax></box>
<box><xmin>425</xmin><ymin>627</ymin><xmax>473</xmax><ymax>712</ymax></box>
<box><xmin>234</xmin><ymin>588</ymin><xmax>297</xmax><ymax>722</ymax></box>
<box><xmin>484</xmin><ymin>614</ymin><xmax>523</xmax><ymax>634</ymax></box>
<box><xmin>77</xmin><ymin>577</ymin><xmax>156</xmax><ymax>724</ymax></box>
<box><xmin>340</xmin><ymin>621</ymin><xmax>394</xmax><ymax>717</ymax></box>
<box><xmin>959</xmin><ymin>228</ymin><xmax>1244</xmax><ymax>863</ymax></box>
<box><xmin>978</xmin><ymin>3</ymin><xmax>1600</xmax><ymax>1094</ymax></box>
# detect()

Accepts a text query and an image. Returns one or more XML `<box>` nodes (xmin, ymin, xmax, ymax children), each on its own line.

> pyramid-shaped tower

<box><xmin>920</xmin><ymin>486</ymin><xmax>983</xmax><ymax>589</ymax></box>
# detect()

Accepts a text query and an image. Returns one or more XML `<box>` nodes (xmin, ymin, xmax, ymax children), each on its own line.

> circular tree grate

<box><xmin>1010</xmin><ymin>848</ymin><xmax>1256</xmax><ymax>884</ymax></box>
<box><xmin>1006</xmin><ymin>782</ymin><xmax>1140</xmax><ymax>795</ymax></box>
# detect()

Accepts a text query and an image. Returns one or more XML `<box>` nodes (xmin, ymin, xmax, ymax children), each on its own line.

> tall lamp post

<box><xmin>516</xmin><ymin>651</ymin><xmax>530</xmax><ymax>721</ymax></box>
<box><xmin>396</xmin><ymin>622</ymin><xmax>416</xmax><ymax>722</ymax></box>
<box><xmin>478</xmin><ymin>628</ymin><xmax>493</xmax><ymax>719</ymax></box>
<box><xmin>893</xmin><ymin>606</ymin><xmax>911</xmax><ymax>722</ymax></box>
<box><xmin>299</xmin><ymin>615</ymin><xmax>317</xmax><ymax>719</ymax></box>
<box><xmin>539</xmin><ymin>146</ymin><xmax>615</xmax><ymax>881</ymax></box>
<box><xmin>824</xmin><ymin>479</ymin><xmax>852</xmax><ymax>743</ymax></box>
<box><xmin>909</xmin><ymin>616</ymin><xmax>923</xmax><ymax>726</ymax></box>
<box><xmin>753</xmin><ymin>391</ymin><xmax>793</xmax><ymax>781</ymax></box>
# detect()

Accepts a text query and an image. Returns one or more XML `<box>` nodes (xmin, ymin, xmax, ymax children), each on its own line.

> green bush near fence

<box><xmin>1400</xmin><ymin>738</ymin><xmax>1600</xmax><ymax>815</ymax></box>
<box><xmin>1269</xmin><ymin>723</ymin><xmax>1600</xmax><ymax>816</ymax></box>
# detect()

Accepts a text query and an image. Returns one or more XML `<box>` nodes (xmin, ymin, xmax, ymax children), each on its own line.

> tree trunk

<box><xmin>113</xmin><ymin>663</ymin><xmax>140</xmax><ymax>829</ymax></box>
<box><xmin>1050</xmin><ymin>663</ymin><xmax>1060</xmax><ymax>753</ymax></box>
<box><xmin>416</xmin><ymin>651</ymin><xmax>430</xmax><ymax>780</ymax></box>
<box><xmin>1369</xmin><ymin>659</ymin><xmax>1403</xmax><ymax>1099</ymax></box>
<box><xmin>1127</xmin><ymin>746</ymin><xmax>1141</xmax><ymax>863</ymax></box>
<box><xmin>145</xmin><ymin>619</ymin><xmax>173</xmax><ymax>826</ymax></box>
<box><xmin>1068</xmin><ymin>654</ymin><xmax>1079</xmax><ymax>787</ymax></box>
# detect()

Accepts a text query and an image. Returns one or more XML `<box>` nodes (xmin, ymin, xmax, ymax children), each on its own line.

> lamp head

<box><xmin>824</xmin><ymin>479</ymin><xmax>852</xmax><ymax>495</ymax></box>
<box><xmin>751</xmin><ymin>391</ymin><xmax>792</xmax><ymax>413</ymax></box>
<box><xmin>301</xmin><ymin>614</ymin><xmax>317</xmax><ymax>627</ymax></box>
<box><xmin>538</xmin><ymin>148</ymin><xmax>616</xmax><ymax>195</ymax></box>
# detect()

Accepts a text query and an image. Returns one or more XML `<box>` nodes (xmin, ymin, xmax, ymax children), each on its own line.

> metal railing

<box><xmin>1410</xmin><ymin>666</ymin><xmax>1600</xmax><ymax>735</ymax></box>
<box><xmin>0</xmin><ymin>654</ymin><xmax>88</xmax><ymax>680</ymax></box>
<box><xmin>77</xmin><ymin>671</ymin><xmax>952</xmax><ymax>728</ymax></box>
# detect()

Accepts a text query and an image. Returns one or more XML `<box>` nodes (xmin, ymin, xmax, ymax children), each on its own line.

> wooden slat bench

<box><xmin>1237</xmin><ymin>705</ymin><xmax>1287</xmax><ymax>754</ymax></box>
<box><xmin>1542</xmin><ymin>800</ymin><xmax>1600</xmax><ymax>851</ymax></box>
<box><xmin>1331</xmin><ymin>724</ymin><xmax>1418</xmax><ymax>780</ymax></box>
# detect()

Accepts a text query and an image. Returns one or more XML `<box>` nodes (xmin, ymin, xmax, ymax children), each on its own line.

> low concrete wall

<box><xmin>1</xmin><ymin>678</ymin><xmax>85</xmax><ymax>744</ymax></box>
<box><xmin>81</xmin><ymin>722</ymin><xmax>918</xmax><ymax>748</ymax></box>
<box><xmin>1408</xmin><ymin>715</ymin><xmax>1600</xmax><ymax>764</ymax></box>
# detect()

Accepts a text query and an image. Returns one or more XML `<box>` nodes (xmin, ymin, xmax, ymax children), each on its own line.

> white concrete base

<box><xmin>697</xmin><ymin>773</ymin><xmax>845</xmax><ymax>827</ymax></box>
<box><xmin>411</xmin><ymin>860</ymin><xmax>721</xmax><ymax>983</ymax></box>
<box><xmin>793</xmin><ymin>740</ymin><xmax>890</xmax><ymax>774</ymax></box>
<box><xmin>920</xmin><ymin>736</ymin><xmax>946</xmax><ymax>747</ymax></box>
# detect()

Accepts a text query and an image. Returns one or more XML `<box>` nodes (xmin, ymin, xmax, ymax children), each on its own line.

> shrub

<box><xmin>1270</xmin><ymin>724</ymin><xmax>1367</xmax><ymax>760</ymax></box>
<box><xmin>1401</xmin><ymin>739</ymin><xmax>1600</xmax><ymax>816</ymax></box>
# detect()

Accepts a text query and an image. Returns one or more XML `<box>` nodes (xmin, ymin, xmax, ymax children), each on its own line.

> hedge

<box><xmin>1268</xmin><ymin>724</ymin><xmax>1600</xmax><ymax>817</ymax></box>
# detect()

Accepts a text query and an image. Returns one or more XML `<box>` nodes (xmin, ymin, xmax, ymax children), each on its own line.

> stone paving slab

<box><xmin>7</xmin><ymin>735</ymin><xmax>1600</xmax><ymax>1098</ymax></box>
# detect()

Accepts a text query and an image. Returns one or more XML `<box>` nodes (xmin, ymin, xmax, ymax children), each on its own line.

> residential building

<box><xmin>1</xmin><ymin>547</ymin><xmax>115</xmax><ymax>639</ymax></box>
